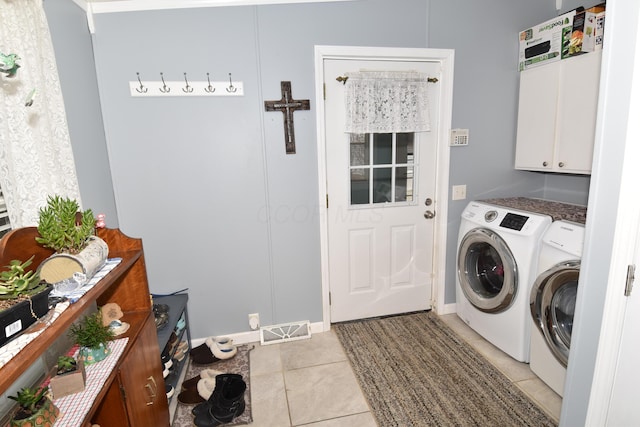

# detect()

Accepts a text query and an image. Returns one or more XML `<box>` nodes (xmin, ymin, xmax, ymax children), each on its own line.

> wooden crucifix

<box><xmin>264</xmin><ymin>81</ymin><xmax>310</xmax><ymax>154</ymax></box>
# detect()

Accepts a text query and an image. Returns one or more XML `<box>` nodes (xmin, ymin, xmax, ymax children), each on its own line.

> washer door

<box><xmin>530</xmin><ymin>260</ymin><xmax>580</xmax><ymax>367</ymax></box>
<box><xmin>457</xmin><ymin>228</ymin><xmax>518</xmax><ymax>313</ymax></box>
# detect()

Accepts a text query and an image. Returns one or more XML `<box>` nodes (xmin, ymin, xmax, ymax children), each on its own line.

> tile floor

<box><xmin>248</xmin><ymin>313</ymin><xmax>562</xmax><ymax>426</ymax></box>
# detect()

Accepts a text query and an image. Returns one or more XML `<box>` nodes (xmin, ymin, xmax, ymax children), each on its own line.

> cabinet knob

<box><xmin>558</xmin><ymin>162</ymin><xmax>565</xmax><ymax>167</ymax></box>
<box><xmin>542</xmin><ymin>161</ymin><xmax>548</xmax><ymax>167</ymax></box>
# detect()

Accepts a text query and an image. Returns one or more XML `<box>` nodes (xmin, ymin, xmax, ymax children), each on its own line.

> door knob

<box><xmin>424</xmin><ymin>211</ymin><xmax>435</xmax><ymax>219</ymax></box>
<box><xmin>558</xmin><ymin>162</ymin><xmax>565</xmax><ymax>167</ymax></box>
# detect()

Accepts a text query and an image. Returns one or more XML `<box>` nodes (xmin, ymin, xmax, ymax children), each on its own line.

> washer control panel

<box><xmin>499</xmin><ymin>213</ymin><xmax>529</xmax><ymax>231</ymax></box>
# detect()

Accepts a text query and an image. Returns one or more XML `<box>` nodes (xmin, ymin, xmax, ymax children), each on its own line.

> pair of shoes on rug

<box><xmin>190</xmin><ymin>337</ymin><xmax>237</xmax><ymax>365</ymax></box>
<box><xmin>178</xmin><ymin>368</ymin><xmax>224</xmax><ymax>404</ymax></box>
<box><xmin>192</xmin><ymin>374</ymin><xmax>247</xmax><ymax>427</ymax></box>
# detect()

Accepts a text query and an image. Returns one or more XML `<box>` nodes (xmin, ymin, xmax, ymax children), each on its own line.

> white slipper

<box><xmin>205</xmin><ymin>337</ymin><xmax>237</xmax><ymax>359</ymax></box>
<box><xmin>197</xmin><ymin>378</ymin><xmax>216</xmax><ymax>400</ymax></box>
<box><xmin>208</xmin><ymin>336</ymin><xmax>235</xmax><ymax>350</ymax></box>
<box><xmin>200</xmin><ymin>368</ymin><xmax>224</xmax><ymax>379</ymax></box>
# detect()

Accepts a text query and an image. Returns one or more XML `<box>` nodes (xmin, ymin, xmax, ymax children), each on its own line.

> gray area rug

<box><xmin>171</xmin><ymin>344</ymin><xmax>253</xmax><ymax>427</ymax></box>
<box><xmin>334</xmin><ymin>311</ymin><xmax>557</xmax><ymax>427</ymax></box>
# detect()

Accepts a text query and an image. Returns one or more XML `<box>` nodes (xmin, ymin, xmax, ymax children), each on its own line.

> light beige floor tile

<box><xmin>285</xmin><ymin>361</ymin><xmax>369</xmax><ymax>425</ymax></box>
<box><xmin>516</xmin><ymin>377</ymin><xmax>562</xmax><ymax>423</ymax></box>
<box><xmin>439</xmin><ymin>313</ymin><xmax>485</xmax><ymax>344</ymax></box>
<box><xmin>280</xmin><ymin>331</ymin><xmax>346</xmax><ymax>371</ymax></box>
<box><xmin>300</xmin><ymin>412</ymin><xmax>378</xmax><ymax>427</ymax></box>
<box><xmin>250</xmin><ymin>371</ymin><xmax>291</xmax><ymax>427</ymax></box>
<box><xmin>469</xmin><ymin>339</ymin><xmax>537</xmax><ymax>382</ymax></box>
<box><xmin>250</xmin><ymin>342</ymin><xmax>283</xmax><ymax>376</ymax></box>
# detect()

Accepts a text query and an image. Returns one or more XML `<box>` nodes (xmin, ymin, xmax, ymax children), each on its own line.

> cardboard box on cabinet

<box><xmin>566</xmin><ymin>4</ymin><xmax>606</xmax><ymax>57</ymax></box>
<box><xmin>518</xmin><ymin>8</ymin><xmax>582</xmax><ymax>71</ymax></box>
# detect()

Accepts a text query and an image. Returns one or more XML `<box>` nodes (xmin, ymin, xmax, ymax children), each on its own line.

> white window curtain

<box><xmin>0</xmin><ymin>0</ymin><xmax>81</xmax><ymax>228</ymax></box>
<box><xmin>344</xmin><ymin>71</ymin><xmax>431</xmax><ymax>133</ymax></box>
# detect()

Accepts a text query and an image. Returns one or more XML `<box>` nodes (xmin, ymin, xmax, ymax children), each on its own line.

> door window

<box><xmin>349</xmin><ymin>133</ymin><xmax>415</xmax><ymax>206</ymax></box>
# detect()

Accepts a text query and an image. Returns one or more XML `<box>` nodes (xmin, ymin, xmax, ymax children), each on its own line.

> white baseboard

<box><xmin>190</xmin><ymin>321</ymin><xmax>326</xmax><ymax>347</ymax></box>
<box><xmin>436</xmin><ymin>302</ymin><xmax>457</xmax><ymax>315</ymax></box>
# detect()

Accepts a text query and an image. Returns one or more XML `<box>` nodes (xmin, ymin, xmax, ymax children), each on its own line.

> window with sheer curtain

<box><xmin>0</xmin><ymin>0</ymin><xmax>81</xmax><ymax>229</ymax></box>
<box><xmin>0</xmin><ymin>186</ymin><xmax>10</xmax><ymax>239</ymax></box>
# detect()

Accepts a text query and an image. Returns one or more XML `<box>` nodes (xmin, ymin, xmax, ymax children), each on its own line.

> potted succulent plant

<box><xmin>0</xmin><ymin>256</ymin><xmax>53</xmax><ymax>346</ymax></box>
<box><xmin>69</xmin><ymin>309</ymin><xmax>114</xmax><ymax>365</ymax></box>
<box><xmin>35</xmin><ymin>195</ymin><xmax>108</xmax><ymax>284</ymax></box>
<box><xmin>8</xmin><ymin>386</ymin><xmax>59</xmax><ymax>427</ymax></box>
<box><xmin>49</xmin><ymin>355</ymin><xmax>86</xmax><ymax>399</ymax></box>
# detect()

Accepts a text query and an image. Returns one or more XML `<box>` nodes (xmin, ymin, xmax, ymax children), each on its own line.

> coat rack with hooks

<box><xmin>129</xmin><ymin>72</ymin><xmax>244</xmax><ymax>97</ymax></box>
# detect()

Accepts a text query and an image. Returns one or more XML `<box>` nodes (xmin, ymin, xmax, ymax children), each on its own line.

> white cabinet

<box><xmin>515</xmin><ymin>51</ymin><xmax>602</xmax><ymax>174</ymax></box>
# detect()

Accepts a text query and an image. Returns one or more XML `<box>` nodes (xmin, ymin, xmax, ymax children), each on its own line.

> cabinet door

<box><xmin>555</xmin><ymin>51</ymin><xmax>602</xmax><ymax>174</ymax></box>
<box><xmin>118</xmin><ymin>315</ymin><xmax>170</xmax><ymax>427</ymax></box>
<box><xmin>515</xmin><ymin>61</ymin><xmax>560</xmax><ymax>171</ymax></box>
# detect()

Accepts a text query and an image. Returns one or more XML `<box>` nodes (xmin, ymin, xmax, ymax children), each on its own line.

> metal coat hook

<box><xmin>136</xmin><ymin>72</ymin><xmax>148</xmax><ymax>93</ymax></box>
<box><xmin>205</xmin><ymin>73</ymin><xmax>215</xmax><ymax>93</ymax></box>
<box><xmin>226</xmin><ymin>73</ymin><xmax>237</xmax><ymax>93</ymax></box>
<box><xmin>182</xmin><ymin>72</ymin><xmax>193</xmax><ymax>93</ymax></box>
<box><xmin>159</xmin><ymin>72</ymin><xmax>170</xmax><ymax>93</ymax></box>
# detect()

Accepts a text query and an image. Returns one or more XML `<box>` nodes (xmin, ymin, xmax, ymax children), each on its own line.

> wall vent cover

<box><xmin>260</xmin><ymin>320</ymin><xmax>311</xmax><ymax>345</ymax></box>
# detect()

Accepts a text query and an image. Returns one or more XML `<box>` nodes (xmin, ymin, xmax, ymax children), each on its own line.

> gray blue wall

<box><xmin>87</xmin><ymin>0</ymin><xmax>431</xmax><ymax>339</ymax></box>
<box><xmin>44</xmin><ymin>0</ymin><xmax>118</xmax><ymax>226</ymax></box>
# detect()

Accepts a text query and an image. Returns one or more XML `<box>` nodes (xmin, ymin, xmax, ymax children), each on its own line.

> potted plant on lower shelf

<box><xmin>69</xmin><ymin>310</ymin><xmax>115</xmax><ymax>365</ymax></box>
<box><xmin>49</xmin><ymin>355</ymin><xmax>86</xmax><ymax>399</ymax></box>
<box><xmin>0</xmin><ymin>256</ymin><xmax>53</xmax><ymax>346</ymax></box>
<box><xmin>8</xmin><ymin>386</ymin><xmax>59</xmax><ymax>427</ymax></box>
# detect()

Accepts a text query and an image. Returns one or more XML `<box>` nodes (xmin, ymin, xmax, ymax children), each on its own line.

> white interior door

<box><xmin>323</xmin><ymin>57</ymin><xmax>442</xmax><ymax>323</ymax></box>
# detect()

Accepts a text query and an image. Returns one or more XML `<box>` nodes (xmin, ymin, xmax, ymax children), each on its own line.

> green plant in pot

<box><xmin>49</xmin><ymin>355</ymin><xmax>86</xmax><ymax>399</ymax></box>
<box><xmin>35</xmin><ymin>195</ymin><xmax>109</xmax><ymax>285</ymax></box>
<box><xmin>56</xmin><ymin>355</ymin><xmax>77</xmax><ymax>375</ymax></box>
<box><xmin>35</xmin><ymin>195</ymin><xmax>96</xmax><ymax>254</ymax></box>
<box><xmin>0</xmin><ymin>256</ymin><xmax>48</xmax><ymax>302</ymax></box>
<box><xmin>0</xmin><ymin>256</ymin><xmax>52</xmax><ymax>346</ymax></box>
<box><xmin>8</xmin><ymin>386</ymin><xmax>59</xmax><ymax>427</ymax></box>
<box><xmin>69</xmin><ymin>310</ymin><xmax>114</xmax><ymax>365</ymax></box>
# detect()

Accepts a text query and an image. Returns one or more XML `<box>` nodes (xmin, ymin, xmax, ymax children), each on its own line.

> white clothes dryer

<box><xmin>530</xmin><ymin>220</ymin><xmax>585</xmax><ymax>396</ymax></box>
<box><xmin>456</xmin><ymin>201</ymin><xmax>552</xmax><ymax>362</ymax></box>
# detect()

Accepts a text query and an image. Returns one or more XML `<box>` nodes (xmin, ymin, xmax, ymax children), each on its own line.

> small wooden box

<box><xmin>50</xmin><ymin>359</ymin><xmax>86</xmax><ymax>399</ymax></box>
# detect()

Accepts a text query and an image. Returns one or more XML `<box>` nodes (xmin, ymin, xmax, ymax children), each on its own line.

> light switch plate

<box><xmin>452</xmin><ymin>185</ymin><xmax>467</xmax><ymax>200</ymax></box>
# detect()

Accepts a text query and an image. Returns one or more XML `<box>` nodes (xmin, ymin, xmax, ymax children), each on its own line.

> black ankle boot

<box><xmin>194</xmin><ymin>374</ymin><xmax>246</xmax><ymax>427</ymax></box>
<box><xmin>191</xmin><ymin>374</ymin><xmax>241</xmax><ymax>417</ymax></box>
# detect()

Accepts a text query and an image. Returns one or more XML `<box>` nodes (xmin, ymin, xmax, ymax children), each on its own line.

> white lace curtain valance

<box><xmin>344</xmin><ymin>71</ymin><xmax>431</xmax><ymax>134</ymax></box>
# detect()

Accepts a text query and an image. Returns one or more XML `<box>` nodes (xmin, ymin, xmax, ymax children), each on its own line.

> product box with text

<box><xmin>518</xmin><ymin>8</ymin><xmax>582</xmax><ymax>71</ymax></box>
<box><xmin>566</xmin><ymin>4</ymin><xmax>606</xmax><ymax>57</ymax></box>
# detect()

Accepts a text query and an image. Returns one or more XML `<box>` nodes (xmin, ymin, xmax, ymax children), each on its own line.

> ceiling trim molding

<box><xmin>73</xmin><ymin>0</ymin><xmax>353</xmax><ymax>14</ymax></box>
<box><xmin>69</xmin><ymin>0</ymin><xmax>353</xmax><ymax>33</ymax></box>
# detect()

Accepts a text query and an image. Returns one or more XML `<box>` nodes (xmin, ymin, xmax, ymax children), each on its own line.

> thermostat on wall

<box><xmin>450</xmin><ymin>129</ymin><xmax>469</xmax><ymax>146</ymax></box>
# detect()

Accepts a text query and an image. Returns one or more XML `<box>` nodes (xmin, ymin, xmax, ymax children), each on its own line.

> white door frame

<box><xmin>314</xmin><ymin>45</ymin><xmax>455</xmax><ymax>330</ymax></box>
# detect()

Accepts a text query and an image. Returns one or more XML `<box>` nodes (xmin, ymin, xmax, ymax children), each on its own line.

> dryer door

<box><xmin>457</xmin><ymin>228</ymin><xmax>518</xmax><ymax>313</ymax></box>
<box><xmin>530</xmin><ymin>261</ymin><xmax>580</xmax><ymax>367</ymax></box>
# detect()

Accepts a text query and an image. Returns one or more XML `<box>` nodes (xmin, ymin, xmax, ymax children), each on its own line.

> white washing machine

<box><xmin>456</xmin><ymin>201</ymin><xmax>552</xmax><ymax>362</ymax></box>
<box><xmin>529</xmin><ymin>220</ymin><xmax>585</xmax><ymax>396</ymax></box>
